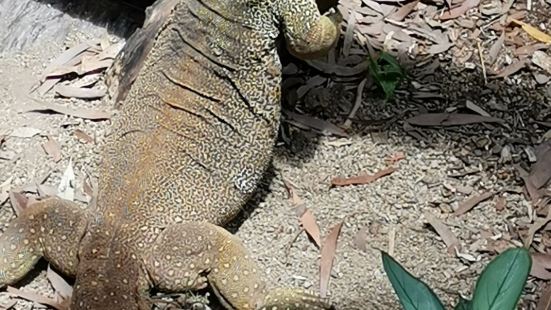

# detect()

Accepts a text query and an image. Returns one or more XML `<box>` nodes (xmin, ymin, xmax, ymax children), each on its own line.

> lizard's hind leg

<box><xmin>144</xmin><ymin>222</ymin><xmax>332</xmax><ymax>310</ymax></box>
<box><xmin>0</xmin><ymin>197</ymin><xmax>88</xmax><ymax>287</ymax></box>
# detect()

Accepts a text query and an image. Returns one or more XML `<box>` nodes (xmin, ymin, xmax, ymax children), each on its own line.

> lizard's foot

<box><xmin>0</xmin><ymin>197</ymin><xmax>88</xmax><ymax>287</ymax></box>
<box><xmin>259</xmin><ymin>288</ymin><xmax>333</xmax><ymax>310</ymax></box>
<box><xmin>144</xmin><ymin>222</ymin><xmax>333</xmax><ymax>310</ymax></box>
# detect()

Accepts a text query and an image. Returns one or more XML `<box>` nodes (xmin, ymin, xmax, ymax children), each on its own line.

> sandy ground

<box><xmin>0</xmin><ymin>0</ymin><xmax>549</xmax><ymax>309</ymax></box>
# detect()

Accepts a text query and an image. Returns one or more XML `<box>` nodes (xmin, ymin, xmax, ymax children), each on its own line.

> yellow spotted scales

<box><xmin>0</xmin><ymin>0</ymin><xmax>339</xmax><ymax>309</ymax></box>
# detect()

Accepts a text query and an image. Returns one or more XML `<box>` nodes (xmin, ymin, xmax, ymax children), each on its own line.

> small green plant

<box><xmin>367</xmin><ymin>52</ymin><xmax>405</xmax><ymax>100</ymax></box>
<box><xmin>382</xmin><ymin>247</ymin><xmax>532</xmax><ymax>310</ymax></box>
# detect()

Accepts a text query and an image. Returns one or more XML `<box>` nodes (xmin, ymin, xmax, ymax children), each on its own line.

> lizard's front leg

<box><xmin>278</xmin><ymin>0</ymin><xmax>341</xmax><ymax>60</ymax></box>
<box><xmin>0</xmin><ymin>197</ymin><xmax>88</xmax><ymax>287</ymax></box>
<box><xmin>144</xmin><ymin>222</ymin><xmax>332</xmax><ymax>310</ymax></box>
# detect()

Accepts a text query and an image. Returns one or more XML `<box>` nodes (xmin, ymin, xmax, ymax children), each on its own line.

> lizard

<box><xmin>0</xmin><ymin>0</ymin><xmax>340</xmax><ymax>309</ymax></box>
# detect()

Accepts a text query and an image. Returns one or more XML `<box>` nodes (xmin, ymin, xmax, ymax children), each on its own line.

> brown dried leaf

<box><xmin>42</xmin><ymin>136</ymin><xmax>62</xmax><ymax>163</ymax></box>
<box><xmin>73</xmin><ymin>129</ymin><xmax>94</xmax><ymax>144</ymax></box>
<box><xmin>283</xmin><ymin>179</ymin><xmax>303</xmax><ymax>208</ymax></box>
<box><xmin>284</xmin><ymin>111</ymin><xmax>348</xmax><ymax>137</ymax></box>
<box><xmin>47</xmin><ymin>265</ymin><xmax>73</xmax><ymax>300</ymax></box>
<box><xmin>525</xmin><ymin>211</ymin><xmax>551</xmax><ymax>247</ymax></box>
<box><xmin>454</xmin><ymin>191</ymin><xmax>497</xmax><ymax>215</ymax></box>
<box><xmin>426</xmin><ymin>213</ymin><xmax>461</xmax><ymax>253</ymax></box>
<box><xmin>528</xmin><ymin>140</ymin><xmax>551</xmax><ymax>190</ymax></box>
<box><xmin>55</xmin><ymin>85</ymin><xmax>107</xmax><ymax>100</ymax></box>
<box><xmin>536</xmin><ymin>284</ymin><xmax>551</xmax><ymax>310</ymax></box>
<box><xmin>320</xmin><ymin>221</ymin><xmax>343</xmax><ymax>298</ymax></box>
<box><xmin>331</xmin><ymin>167</ymin><xmax>396</xmax><ymax>187</ymax></box>
<box><xmin>23</xmin><ymin>103</ymin><xmax>111</xmax><ymax>121</ymax></box>
<box><xmin>533</xmin><ymin>51</ymin><xmax>551</xmax><ymax>75</ymax></box>
<box><xmin>492</xmin><ymin>58</ymin><xmax>527</xmax><ymax>78</ymax></box>
<box><xmin>9</xmin><ymin>191</ymin><xmax>28</xmax><ymax>216</ymax></box>
<box><xmin>487</xmin><ymin>32</ymin><xmax>505</xmax><ymax>65</ymax></box>
<box><xmin>300</xmin><ymin>208</ymin><xmax>322</xmax><ymax>248</ymax></box>
<box><xmin>495</xmin><ymin>196</ymin><xmax>506</xmax><ymax>211</ymax></box>
<box><xmin>385</xmin><ymin>152</ymin><xmax>406</xmax><ymax>165</ymax></box>
<box><xmin>438</xmin><ymin>0</ymin><xmax>480</xmax><ymax>20</ymax></box>
<box><xmin>531</xmin><ymin>253</ymin><xmax>551</xmax><ymax>280</ymax></box>
<box><xmin>387</xmin><ymin>0</ymin><xmax>419</xmax><ymax>21</ymax></box>
<box><xmin>406</xmin><ymin>113</ymin><xmax>504</xmax><ymax>127</ymax></box>
<box><xmin>6</xmin><ymin>286</ymin><xmax>66</xmax><ymax>310</ymax></box>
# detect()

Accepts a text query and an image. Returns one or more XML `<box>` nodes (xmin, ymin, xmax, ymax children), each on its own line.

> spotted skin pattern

<box><xmin>0</xmin><ymin>0</ymin><xmax>339</xmax><ymax>309</ymax></box>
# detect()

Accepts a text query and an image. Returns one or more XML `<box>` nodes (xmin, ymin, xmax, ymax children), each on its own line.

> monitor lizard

<box><xmin>0</xmin><ymin>0</ymin><xmax>339</xmax><ymax>309</ymax></box>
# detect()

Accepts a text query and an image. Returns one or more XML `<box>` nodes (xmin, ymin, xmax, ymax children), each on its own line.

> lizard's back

<box><xmin>99</xmin><ymin>0</ymin><xmax>282</xmax><ymax>236</ymax></box>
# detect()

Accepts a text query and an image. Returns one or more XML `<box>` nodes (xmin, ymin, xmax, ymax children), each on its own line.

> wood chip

<box><xmin>454</xmin><ymin>191</ymin><xmax>497</xmax><ymax>215</ymax></box>
<box><xmin>73</xmin><ymin>129</ymin><xmax>94</xmax><ymax>144</ymax></box>
<box><xmin>331</xmin><ymin>167</ymin><xmax>396</xmax><ymax>187</ymax></box>
<box><xmin>320</xmin><ymin>221</ymin><xmax>343</xmax><ymax>298</ymax></box>
<box><xmin>532</xmin><ymin>51</ymin><xmax>551</xmax><ymax>75</ymax></box>
<box><xmin>299</xmin><ymin>208</ymin><xmax>322</xmax><ymax>248</ymax></box>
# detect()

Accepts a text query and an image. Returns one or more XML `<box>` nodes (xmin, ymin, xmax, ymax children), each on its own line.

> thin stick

<box><xmin>477</xmin><ymin>41</ymin><xmax>488</xmax><ymax>85</ymax></box>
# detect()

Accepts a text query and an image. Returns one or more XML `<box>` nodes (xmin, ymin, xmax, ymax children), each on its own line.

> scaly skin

<box><xmin>0</xmin><ymin>0</ymin><xmax>339</xmax><ymax>309</ymax></box>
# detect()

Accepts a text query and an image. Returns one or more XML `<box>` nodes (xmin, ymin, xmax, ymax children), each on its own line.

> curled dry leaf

<box><xmin>331</xmin><ymin>167</ymin><xmax>396</xmax><ymax>187</ymax></box>
<box><xmin>454</xmin><ymin>191</ymin><xmax>497</xmax><ymax>215</ymax></box>
<box><xmin>320</xmin><ymin>221</ymin><xmax>343</xmax><ymax>298</ymax></box>
<box><xmin>425</xmin><ymin>213</ymin><xmax>461</xmax><ymax>254</ymax></box>
<box><xmin>299</xmin><ymin>208</ymin><xmax>322</xmax><ymax>248</ymax></box>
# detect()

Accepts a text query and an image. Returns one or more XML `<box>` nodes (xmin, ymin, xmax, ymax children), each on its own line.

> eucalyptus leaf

<box><xmin>382</xmin><ymin>251</ymin><xmax>445</xmax><ymax>310</ymax></box>
<box><xmin>471</xmin><ymin>248</ymin><xmax>531</xmax><ymax>310</ymax></box>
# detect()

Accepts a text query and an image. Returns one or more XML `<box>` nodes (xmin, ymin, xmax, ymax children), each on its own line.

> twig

<box><xmin>343</xmin><ymin>78</ymin><xmax>368</xmax><ymax>128</ymax></box>
<box><xmin>284</xmin><ymin>228</ymin><xmax>304</xmax><ymax>261</ymax></box>
<box><xmin>477</xmin><ymin>41</ymin><xmax>487</xmax><ymax>85</ymax></box>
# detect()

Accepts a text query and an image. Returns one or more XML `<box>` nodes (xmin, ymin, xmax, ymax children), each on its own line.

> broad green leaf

<box><xmin>382</xmin><ymin>251</ymin><xmax>445</xmax><ymax>310</ymax></box>
<box><xmin>472</xmin><ymin>248</ymin><xmax>531</xmax><ymax>310</ymax></box>
<box><xmin>454</xmin><ymin>297</ymin><xmax>472</xmax><ymax>310</ymax></box>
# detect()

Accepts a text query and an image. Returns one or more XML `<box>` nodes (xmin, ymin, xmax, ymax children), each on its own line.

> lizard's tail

<box><xmin>258</xmin><ymin>287</ymin><xmax>333</xmax><ymax>310</ymax></box>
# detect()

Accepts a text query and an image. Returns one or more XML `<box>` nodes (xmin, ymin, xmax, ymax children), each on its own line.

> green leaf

<box><xmin>454</xmin><ymin>297</ymin><xmax>472</xmax><ymax>310</ymax></box>
<box><xmin>381</xmin><ymin>251</ymin><xmax>445</xmax><ymax>310</ymax></box>
<box><xmin>471</xmin><ymin>248</ymin><xmax>531</xmax><ymax>310</ymax></box>
<box><xmin>366</xmin><ymin>52</ymin><xmax>405</xmax><ymax>100</ymax></box>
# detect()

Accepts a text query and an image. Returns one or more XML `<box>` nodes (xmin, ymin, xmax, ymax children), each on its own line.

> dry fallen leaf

<box><xmin>73</xmin><ymin>129</ymin><xmax>94</xmax><ymax>144</ymax></box>
<box><xmin>492</xmin><ymin>58</ymin><xmax>527</xmax><ymax>78</ymax></box>
<box><xmin>454</xmin><ymin>191</ymin><xmax>497</xmax><ymax>215</ymax></box>
<box><xmin>57</xmin><ymin>161</ymin><xmax>76</xmax><ymax>202</ymax></box>
<box><xmin>55</xmin><ymin>85</ymin><xmax>107</xmax><ymax>100</ymax></box>
<box><xmin>7</xmin><ymin>127</ymin><xmax>42</xmax><ymax>138</ymax></box>
<box><xmin>331</xmin><ymin>167</ymin><xmax>396</xmax><ymax>187</ymax></box>
<box><xmin>487</xmin><ymin>32</ymin><xmax>505</xmax><ymax>65</ymax></box>
<box><xmin>42</xmin><ymin>136</ymin><xmax>62</xmax><ymax>162</ymax></box>
<box><xmin>47</xmin><ymin>264</ymin><xmax>73</xmax><ymax>301</ymax></box>
<box><xmin>532</xmin><ymin>51</ymin><xmax>551</xmax><ymax>75</ymax></box>
<box><xmin>425</xmin><ymin>213</ymin><xmax>461</xmax><ymax>254</ymax></box>
<box><xmin>536</xmin><ymin>284</ymin><xmax>551</xmax><ymax>310</ymax></box>
<box><xmin>438</xmin><ymin>0</ymin><xmax>480</xmax><ymax>20</ymax></box>
<box><xmin>531</xmin><ymin>253</ymin><xmax>551</xmax><ymax>280</ymax></box>
<box><xmin>283</xmin><ymin>178</ymin><xmax>304</xmax><ymax>208</ymax></box>
<box><xmin>385</xmin><ymin>152</ymin><xmax>406</xmax><ymax>165</ymax></box>
<box><xmin>320</xmin><ymin>221</ymin><xmax>343</xmax><ymax>298</ymax></box>
<box><xmin>284</xmin><ymin>111</ymin><xmax>348</xmax><ymax>137</ymax></box>
<box><xmin>525</xmin><ymin>209</ymin><xmax>551</xmax><ymax>247</ymax></box>
<box><xmin>406</xmin><ymin>113</ymin><xmax>504</xmax><ymax>127</ymax></box>
<box><xmin>9</xmin><ymin>191</ymin><xmax>28</xmax><ymax>216</ymax></box>
<box><xmin>6</xmin><ymin>286</ymin><xmax>65</xmax><ymax>310</ymax></box>
<box><xmin>300</xmin><ymin>208</ymin><xmax>322</xmax><ymax>248</ymax></box>
<box><xmin>495</xmin><ymin>196</ymin><xmax>506</xmax><ymax>211</ymax></box>
<box><xmin>23</xmin><ymin>102</ymin><xmax>111</xmax><ymax>121</ymax></box>
<box><xmin>511</xmin><ymin>19</ymin><xmax>551</xmax><ymax>44</ymax></box>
